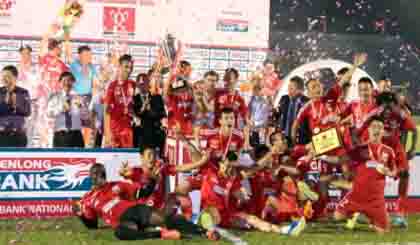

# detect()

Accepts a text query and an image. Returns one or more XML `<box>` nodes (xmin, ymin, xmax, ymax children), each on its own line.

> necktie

<box><xmin>285</xmin><ymin>97</ymin><xmax>296</xmax><ymax>137</ymax></box>
<box><xmin>65</xmin><ymin>96</ymin><xmax>72</xmax><ymax>130</ymax></box>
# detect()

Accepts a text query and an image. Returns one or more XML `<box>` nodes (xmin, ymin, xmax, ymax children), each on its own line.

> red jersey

<box><xmin>204</xmin><ymin>129</ymin><xmax>244</xmax><ymax>170</ymax></box>
<box><xmin>347</xmin><ymin>143</ymin><xmax>396</xmax><ymax>203</ymax></box>
<box><xmin>382</xmin><ymin>111</ymin><xmax>416</xmax><ymax>148</ymax></box>
<box><xmin>295</xmin><ymin>84</ymin><xmax>342</xmax><ymax>133</ymax></box>
<box><xmin>341</xmin><ymin>99</ymin><xmax>377</xmax><ymax>142</ymax></box>
<box><xmin>123</xmin><ymin>163</ymin><xmax>177</xmax><ymax>209</ymax></box>
<box><xmin>167</xmin><ymin>91</ymin><xmax>194</xmax><ymax>135</ymax></box>
<box><xmin>261</xmin><ymin>73</ymin><xmax>282</xmax><ymax>97</ymax></box>
<box><xmin>296</xmin><ymin>156</ymin><xmax>342</xmax><ymax>182</ymax></box>
<box><xmin>214</xmin><ymin>89</ymin><xmax>248</xmax><ymax>128</ymax></box>
<box><xmin>201</xmin><ymin>169</ymin><xmax>242</xmax><ymax>216</ymax></box>
<box><xmin>79</xmin><ymin>182</ymin><xmax>138</xmax><ymax>228</ymax></box>
<box><xmin>39</xmin><ymin>54</ymin><xmax>68</xmax><ymax>94</ymax></box>
<box><xmin>105</xmin><ymin>79</ymin><xmax>136</xmax><ymax>131</ymax></box>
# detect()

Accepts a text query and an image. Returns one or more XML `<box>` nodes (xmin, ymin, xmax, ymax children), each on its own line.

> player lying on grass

<box><xmin>119</xmin><ymin>146</ymin><xmax>209</xmax><ymax>219</ymax></box>
<box><xmin>73</xmin><ymin>163</ymin><xmax>218</xmax><ymax>240</ymax></box>
<box><xmin>199</xmin><ymin>150</ymin><xmax>306</xmax><ymax>237</ymax></box>
<box><xmin>318</xmin><ymin>116</ymin><xmax>397</xmax><ymax>233</ymax></box>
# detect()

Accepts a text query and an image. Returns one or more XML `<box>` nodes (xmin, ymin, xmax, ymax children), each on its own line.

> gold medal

<box><xmin>314</xmin><ymin>127</ymin><xmax>320</xmax><ymax>134</ymax></box>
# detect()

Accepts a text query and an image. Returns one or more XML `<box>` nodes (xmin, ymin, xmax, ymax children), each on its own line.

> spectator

<box><xmin>38</xmin><ymin>38</ymin><xmax>69</xmax><ymax>147</ymax></box>
<box><xmin>47</xmin><ymin>72</ymin><xmax>84</xmax><ymax>148</ymax></box>
<box><xmin>261</xmin><ymin>59</ymin><xmax>282</xmax><ymax>97</ymax></box>
<box><xmin>248</xmin><ymin>78</ymin><xmax>272</xmax><ymax>146</ymax></box>
<box><xmin>133</xmin><ymin>73</ymin><xmax>166</xmax><ymax>154</ymax></box>
<box><xmin>276</xmin><ymin>76</ymin><xmax>309</xmax><ymax>145</ymax></box>
<box><xmin>89</xmin><ymin>92</ymin><xmax>104</xmax><ymax>148</ymax></box>
<box><xmin>17</xmin><ymin>45</ymin><xmax>42</xmax><ymax>147</ymax></box>
<box><xmin>69</xmin><ymin>45</ymin><xmax>99</xmax><ymax>145</ymax></box>
<box><xmin>104</xmin><ymin>54</ymin><xmax>136</xmax><ymax>148</ymax></box>
<box><xmin>0</xmin><ymin>65</ymin><xmax>31</xmax><ymax>147</ymax></box>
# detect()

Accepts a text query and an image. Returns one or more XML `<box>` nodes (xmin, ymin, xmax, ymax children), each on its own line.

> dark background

<box><xmin>269</xmin><ymin>0</ymin><xmax>420</xmax><ymax>114</ymax></box>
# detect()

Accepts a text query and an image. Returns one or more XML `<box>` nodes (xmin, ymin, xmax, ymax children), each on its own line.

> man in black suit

<box><xmin>133</xmin><ymin>73</ymin><xmax>166</xmax><ymax>155</ymax></box>
<box><xmin>276</xmin><ymin>76</ymin><xmax>310</xmax><ymax>145</ymax></box>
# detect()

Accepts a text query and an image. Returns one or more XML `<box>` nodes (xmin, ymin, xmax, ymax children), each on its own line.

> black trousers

<box><xmin>133</xmin><ymin>126</ymin><xmax>166</xmax><ymax>153</ymax></box>
<box><xmin>53</xmin><ymin>130</ymin><xmax>85</xmax><ymax>148</ymax></box>
<box><xmin>0</xmin><ymin>131</ymin><xmax>27</xmax><ymax>147</ymax></box>
<box><xmin>114</xmin><ymin>204</ymin><xmax>206</xmax><ymax>241</ymax></box>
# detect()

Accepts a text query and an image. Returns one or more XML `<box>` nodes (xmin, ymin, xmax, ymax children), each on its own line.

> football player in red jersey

<box><xmin>214</xmin><ymin>68</ymin><xmax>249</xmax><ymax>128</ymax></box>
<box><xmin>199</xmin><ymin>151</ymin><xmax>306</xmax><ymax>236</ymax></box>
<box><xmin>174</xmin><ymin>108</ymin><xmax>244</xmax><ymax>219</ymax></box>
<box><xmin>103</xmin><ymin>54</ymin><xmax>136</xmax><ymax>148</ymax></box>
<box><xmin>74</xmin><ymin>163</ymin><xmax>217</xmax><ymax>241</ymax></box>
<box><xmin>166</xmin><ymin>77</ymin><xmax>195</xmax><ymax>136</ymax></box>
<box><xmin>375</xmin><ymin>92</ymin><xmax>417</xmax><ymax>227</ymax></box>
<box><xmin>291</xmin><ymin>53</ymin><xmax>367</xmax><ymax>145</ymax></box>
<box><xmin>119</xmin><ymin>146</ymin><xmax>209</xmax><ymax>219</ymax></box>
<box><xmin>320</xmin><ymin>116</ymin><xmax>397</xmax><ymax>233</ymax></box>
<box><xmin>340</xmin><ymin>77</ymin><xmax>377</xmax><ymax>143</ymax></box>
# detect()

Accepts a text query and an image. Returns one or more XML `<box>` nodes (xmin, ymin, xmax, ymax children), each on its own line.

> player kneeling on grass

<box><xmin>318</xmin><ymin>116</ymin><xmax>397</xmax><ymax>233</ymax></box>
<box><xmin>119</xmin><ymin>146</ymin><xmax>209</xmax><ymax>219</ymax></box>
<box><xmin>199</xmin><ymin>151</ymin><xmax>306</xmax><ymax>237</ymax></box>
<box><xmin>73</xmin><ymin>163</ymin><xmax>217</xmax><ymax>240</ymax></box>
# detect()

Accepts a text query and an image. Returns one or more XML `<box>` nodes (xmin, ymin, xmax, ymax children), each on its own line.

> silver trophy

<box><xmin>160</xmin><ymin>33</ymin><xmax>177</xmax><ymax>74</ymax></box>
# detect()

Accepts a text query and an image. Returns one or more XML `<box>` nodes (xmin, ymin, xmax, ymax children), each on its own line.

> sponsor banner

<box><xmin>249</xmin><ymin>50</ymin><xmax>267</xmax><ymax>62</ymax></box>
<box><xmin>229</xmin><ymin>60</ymin><xmax>248</xmax><ymax>72</ymax></box>
<box><xmin>216</xmin><ymin>19</ymin><xmax>249</xmax><ymax>33</ymax></box>
<box><xmin>0</xmin><ymin>150</ymin><xmax>139</xmax><ymax>219</ymax></box>
<box><xmin>210</xmin><ymin>49</ymin><xmax>229</xmax><ymax>60</ymax></box>
<box><xmin>0</xmin><ymin>200</ymin><xmax>73</xmax><ymax>218</ymax></box>
<box><xmin>191</xmin><ymin>60</ymin><xmax>210</xmax><ymax>71</ymax></box>
<box><xmin>183</xmin><ymin>48</ymin><xmax>210</xmax><ymax>60</ymax></box>
<box><xmin>103</xmin><ymin>6</ymin><xmax>136</xmax><ymax>38</ymax></box>
<box><xmin>229</xmin><ymin>49</ymin><xmax>250</xmax><ymax>61</ymax></box>
<box><xmin>210</xmin><ymin>59</ymin><xmax>229</xmax><ymax>71</ymax></box>
<box><xmin>129</xmin><ymin>45</ymin><xmax>150</xmax><ymax>57</ymax></box>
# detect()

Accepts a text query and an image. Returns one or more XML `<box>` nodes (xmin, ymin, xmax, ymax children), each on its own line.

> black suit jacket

<box><xmin>276</xmin><ymin>93</ymin><xmax>310</xmax><ymax>144</ymax></box>
<box><xmin>133</xmin><ymin>92</ymin><xmax>166</xmax><ymax>129</ymax></box>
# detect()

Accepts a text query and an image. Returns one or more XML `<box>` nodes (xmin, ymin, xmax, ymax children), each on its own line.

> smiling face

<box><xmin>219</xmin><ymin>111</ymin><xmax>235</xmax><ymax>130</ymax></box>
<box><xmin>2</xmin><ymin>70</ymin><xmax>16</xmax><ymax>88</ymax></box>
<box><xmin>358</xmin><ymin>82</ymin><xmax>373</xmax><ymax>102</ymax></box>
<box><xmin>368</xmin><ymin>119</ymin><xmax>385</xmax><ymax>143</ymax></box>
<box><xmin>307</xmin><ymin>79</ymin><xmax>323</xmax><ymax>99</ymax></box>
<box><xmin>90</xmin><ymin>164</ymin><xmax>106</xmax><ymax>187</ymax></box>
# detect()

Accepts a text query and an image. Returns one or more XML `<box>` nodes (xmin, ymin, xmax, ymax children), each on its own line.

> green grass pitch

<box><xmin>1</xmin><ymin>216</ymin><xmax>419</xmax><ymax>245</ymax></box>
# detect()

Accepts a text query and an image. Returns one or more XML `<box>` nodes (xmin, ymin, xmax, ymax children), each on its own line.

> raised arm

<box><xmin>175</xmin><ymin>151</ymin><xmax>209</xmax><ymax>172</ymax></box>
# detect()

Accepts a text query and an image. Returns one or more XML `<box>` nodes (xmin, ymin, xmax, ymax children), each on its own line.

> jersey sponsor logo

<box><xmin>216</xmin><ymin>19</ymin><xmax>249</xmax><ymax>33</ymax></box>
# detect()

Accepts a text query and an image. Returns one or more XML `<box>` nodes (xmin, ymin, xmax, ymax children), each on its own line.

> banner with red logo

<box><xmin>103</xmin><ymin>6</ymin><xmax>136</xmax><ymax>38</ymax></box>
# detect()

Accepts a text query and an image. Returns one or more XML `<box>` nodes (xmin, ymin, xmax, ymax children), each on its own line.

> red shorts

<box><xmin>274</xmin><ymin>194</ymin><xmax>300</xmax><ymax>222</ymax></box>
<box><xmin>187</xmin><ymin>175</ymin><xmax>203</xmax><ymax>190</ymax></box>
<box><xmin>111</xmin><ymin>127</ymin><xmax>133</xmax><ymax>148</ymax></box>
<box><xmin>394</xmin><ymin>144</ymin><xmax>409</xmax><ymax>172</ymax></box>
<box><xmin>336</xmin><ymin>193</ymin><xmax>389</xmax><ymax>230</ymax></box>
